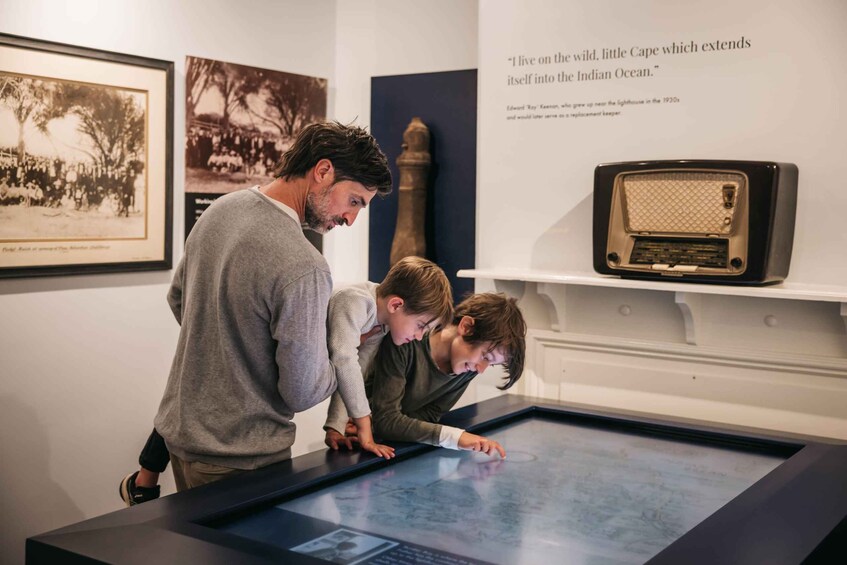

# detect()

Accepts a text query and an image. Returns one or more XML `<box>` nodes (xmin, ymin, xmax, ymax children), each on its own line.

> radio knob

<box><xmin>607</xmin><ymin>252</ymin><xmax>620</xmax><ymax>265</ymax></box>
<box><xmin>730</xmin><ymin>257</ymin><xmax>743</xmax><ymax>269</ymax></box>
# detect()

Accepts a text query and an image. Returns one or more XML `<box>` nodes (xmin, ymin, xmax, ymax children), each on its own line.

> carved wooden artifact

<box><xmin>390</xmin><ymin>117</ymin><xmax>431</xmax><ymax>265</ymax></box>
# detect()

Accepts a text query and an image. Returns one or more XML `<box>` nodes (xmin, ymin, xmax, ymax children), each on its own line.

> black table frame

<box><xmin>26</xmin><ymin>395</ymin><xmax>847</xmax><ymax>564</ymax></box>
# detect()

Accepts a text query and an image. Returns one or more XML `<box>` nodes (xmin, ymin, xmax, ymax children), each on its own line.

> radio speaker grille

<box><xmin>622</xmin><ymin>171</ymin><xmax>745</xmax><ymax>234</ymax></box>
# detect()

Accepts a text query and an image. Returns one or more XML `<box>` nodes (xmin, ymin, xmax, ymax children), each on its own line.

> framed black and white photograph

<box><xmin>0</xmin><ymin>33</ymin><xmax>173</xmax><ymax>278</ymax></box>
<box><xmin>184</xmin><ymin>55</ymin><xmax>327</xmax><ymax>240</ymax></box>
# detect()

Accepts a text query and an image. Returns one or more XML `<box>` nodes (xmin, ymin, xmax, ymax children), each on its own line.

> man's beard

<box><xmin>303</xmin><ymin>185</ymin><xmax>341</xmax><ymax>234</ymax></box>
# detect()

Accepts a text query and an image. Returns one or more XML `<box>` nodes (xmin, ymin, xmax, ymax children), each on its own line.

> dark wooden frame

<box><xmin>0</xmin><ymin>32</ymin><xmax>173</xmax><ymax>278</ymax></box>
<box><xmin>26</xmin><ymin>395</ymin><xmax>847</xmax><ymax>564</ymax></box>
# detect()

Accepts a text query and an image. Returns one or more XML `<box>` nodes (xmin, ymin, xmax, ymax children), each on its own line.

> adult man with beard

<box><xmin>126</xmin><ymin>122</ymin><xmax>391</xmax><ymax>497</ymax></box>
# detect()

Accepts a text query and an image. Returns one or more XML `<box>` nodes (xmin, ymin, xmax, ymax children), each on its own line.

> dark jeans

<box><xmin>139</xmin><ymin>428</ymin><xmax>171</xmax><ymax>473</ymax></box>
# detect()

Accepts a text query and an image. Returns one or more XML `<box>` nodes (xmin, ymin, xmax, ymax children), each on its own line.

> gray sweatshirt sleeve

<box><xmin>325</xmin><ymin>290</ymin><xmax>373</xmax><ymax>425</ymax></box>
<box><xmin>271</xmin><ymin>268</ymin><xmax>336</xmax><ymax>412</ymax></box>
<box><xmin>324</xmin><ymin>391</ymin><xmax>348</xmax><ymax>434</ymax></box>
<box><xmin>167</xmin><ymin>257</ymin><xmax>184</xmax><ymax>325</ymax></box>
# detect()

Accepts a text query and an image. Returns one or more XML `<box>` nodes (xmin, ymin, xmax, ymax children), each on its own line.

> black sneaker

<box><xmin>119</xmin><ymin>471</ymin><xmax>160</xmax><ymax>506</ymax></box>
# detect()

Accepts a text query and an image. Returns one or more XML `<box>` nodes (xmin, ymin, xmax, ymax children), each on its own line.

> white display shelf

<box><xmin>459</xmin><ymin>268</ymin><xmax>847</xmax><ymax>340</ymax></box>
<box><xmin>457</xmin><ymin>268</ymin><xmax>847</xmax><ymax>304</ymax></box>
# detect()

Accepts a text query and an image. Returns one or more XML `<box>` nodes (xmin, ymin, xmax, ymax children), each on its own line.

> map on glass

<box><xmin>221</xmin><ymin>417</ymin><xmax>785</xmax><ymax>564</ymax></box>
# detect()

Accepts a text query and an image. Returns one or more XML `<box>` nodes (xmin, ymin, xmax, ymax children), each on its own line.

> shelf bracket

<box><xmin>674</xmin><ymin>291</ymin><xmax>703</xmax><ymax>345</ymax></box>
<box><xmin>537</xmin><ymin>282</ymin><xmax>568</xmax><ymax>332</ymax></box>
<box><xmin>492</xmin><ymin>279</ymin><xmax>526</xmax><ymax>298</ymax></box>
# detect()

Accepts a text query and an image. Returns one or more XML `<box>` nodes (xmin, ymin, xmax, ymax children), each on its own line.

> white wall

<box><xmin>475</xmin><ymin>1</ymin><xmax>847</xmax><ymax>440</ymax></box>
<box><xmin>478</xmin><ymin>0</ymin><xmax>847</xmax><ymax>284</ymax></box>
<box><xmin>0</xmin><ymin>1</ymin><xmax>479</xmax><ymax>563</ymax></box>
<box><xmin>324</xmin><ymin>0</ymin><xmax>479</xmax><ymax>286</ymax></box>
<box><xmin>0</xmin><ymin>1</ymin><xmax>336</xmax><ymax>563</ymax></box>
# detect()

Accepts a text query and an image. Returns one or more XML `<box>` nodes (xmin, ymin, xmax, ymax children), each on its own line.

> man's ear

<box><xmin>313</xmin><ymin>158</ymin><xmax>334</xmax><ymax>185</ymax></box>
<box><xmin>387</xmin><ymin>296</ymin><xmax>405</xmax><ymax>313</ymax></box>
<box><xmin>457</xmin><ymin>315</ymin><xmax>475</xmax><ymax>337</ymax></box>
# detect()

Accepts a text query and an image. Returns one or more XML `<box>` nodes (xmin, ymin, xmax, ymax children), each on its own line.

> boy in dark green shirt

<box><xmin>366</xmin><ymin>293</ymin><xmax>526</xmax><ymax>457</ymax></box>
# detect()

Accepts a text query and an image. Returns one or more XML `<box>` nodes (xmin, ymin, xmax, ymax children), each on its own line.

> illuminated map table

<box><xmin>27</xmin><ymin>396</ymin><xmax>847</xmax><ymax>564</ymax></box>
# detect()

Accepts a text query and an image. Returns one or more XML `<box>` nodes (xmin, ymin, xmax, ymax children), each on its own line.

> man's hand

<box><xmin>345</xmin><ymin>419</ymin><xmax>359</xmax><ymax>436</ymax></box>
<box><xmin>324</xmin><ymin>428</ymin><xmax>357</xmax><ymax>451</ymax></box>
<box><xmin>458</xmin><ymin>432</ymin><xmax>506</xmax><ymax>458</ymax></box>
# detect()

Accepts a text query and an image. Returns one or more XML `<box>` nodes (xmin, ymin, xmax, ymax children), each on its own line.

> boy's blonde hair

<box><xmin>377</xmin><ymin>256</ymin><xmax>454</xmax><ymax>327</ymax></box>
<box><xmin>454</xmin><ymin>292</ymin><xmax>526</xmax><ymax>390</ymax></box>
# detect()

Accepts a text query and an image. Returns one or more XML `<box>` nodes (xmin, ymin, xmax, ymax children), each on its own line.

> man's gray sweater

<box><xmin>155</xmin><ymin>187</ymin><xmax>336</xmax><ymax>470</ymax></box>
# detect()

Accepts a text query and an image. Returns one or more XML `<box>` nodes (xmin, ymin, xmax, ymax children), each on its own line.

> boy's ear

<box><xmin>457</xmin><ymin>315</ymin><xmax>475</xmax><ymax>337</ymax></box>
<box><xmin>387</xmin><ymin>296</ymin><xmax>405</xmax><ymax>313</ymax></box>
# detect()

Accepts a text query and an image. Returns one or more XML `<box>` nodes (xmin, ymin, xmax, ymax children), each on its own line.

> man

<box><xmin>150</xmin><ymin>121</ymin><xmax>392</xmax><ymax>492</ymax></box>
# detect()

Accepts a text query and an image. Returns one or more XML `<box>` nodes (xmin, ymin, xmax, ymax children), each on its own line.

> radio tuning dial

<box><xmin>722</xmin><ymin>184</ymin><xmax>737</xmax><ymax>209</ymax></box>
<box><xmin>607</xmin><ymin>252</ymin><xmax>620</xmax><ymax>265</ymax></box>
<box><xmin>730</xmin><ymin>257</ymin><xmax>743</xmax><ymax>269</ymax></box>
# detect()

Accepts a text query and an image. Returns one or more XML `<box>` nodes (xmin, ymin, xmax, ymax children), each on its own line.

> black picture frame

<box><xmin>26</xmin><ymin>395</ymin><xmax>847</xmax><ymax>564</ymax></box>
<box><xmin>0</xmin><ymin>32</ymin><xmax>173</xmax><ymax>278</ymax></box>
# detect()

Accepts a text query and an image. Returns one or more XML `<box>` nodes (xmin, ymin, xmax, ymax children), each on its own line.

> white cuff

<box><xmin>438</xmin><ymin>425</ymin><xmax>464</xmax><ymax>450</ymax></box>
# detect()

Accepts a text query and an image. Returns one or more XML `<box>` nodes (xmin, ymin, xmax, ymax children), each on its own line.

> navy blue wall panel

<box><xmin>369</xmin><ymin>69</ymin><xmax>477</xmax><ymax>303</ymax></box>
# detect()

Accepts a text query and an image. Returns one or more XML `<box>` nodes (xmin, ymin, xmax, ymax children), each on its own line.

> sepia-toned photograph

<box><xmin>183</xmin><ymin>55</ymin><xmax>327</xmax><ymax>237</ymax></box>
<box><xmin>0</xmin><ymin>76</ymin><xmax>148</xmax><ymax>238</ymax></box>
<box><xmin>0</xmin><ymin>33</ymin><xmax>173</xmax><ymax>278</ymax></box>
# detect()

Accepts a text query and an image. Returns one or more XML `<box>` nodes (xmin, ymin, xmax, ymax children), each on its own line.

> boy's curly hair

<box><xmin>454</xmin><ymin>292</ymin><xmax>526</xmax><ymax>389</ymax></box>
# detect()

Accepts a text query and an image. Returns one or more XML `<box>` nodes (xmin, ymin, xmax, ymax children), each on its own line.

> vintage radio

<box><xmin>593</xmin><ymin>160</ymin><xmax>798</xmax><ymax>285</ymax></box>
